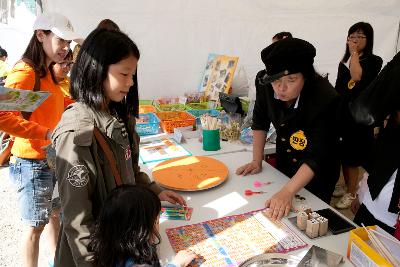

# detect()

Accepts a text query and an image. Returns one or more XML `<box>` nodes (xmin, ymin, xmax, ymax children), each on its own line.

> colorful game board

<box><xmin>166</xmin><ymin>208</ymin><xmax>307</xmax><ymax>266</ymax></box>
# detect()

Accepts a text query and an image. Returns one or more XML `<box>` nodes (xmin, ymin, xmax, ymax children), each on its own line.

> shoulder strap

<box><xmin>18</xmin><ymin>58</ymin><xmax>41</xmax><ymax>120</ymax></box>
<box><xmin>93</xmin><ymin>127</ymin><xmax>122</xmax><ymax>186</ymax></box>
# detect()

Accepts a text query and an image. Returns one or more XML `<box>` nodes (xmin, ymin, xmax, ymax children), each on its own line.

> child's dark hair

<box><xmin>70</xmin><ymin>28</ymin><xmax>140</xmax><ymax>118</ymax></box>
<box><xmin>90</xmin><ymin>184</ymin><xmax>162</xmax><ymax>267</ymax></box>
<box><xmin>342</xmin><ymin>22</ymin><xmax>375</xmax><ymax>63</ymax></box>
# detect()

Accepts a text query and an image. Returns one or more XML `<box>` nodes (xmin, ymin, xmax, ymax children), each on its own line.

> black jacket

<box><xmin>365</xmin><ymin>115</ymin><xmax>400</xmax><ymax>214</ymax></box>
<box><xmin>252</xmin><ymin>72</ymin><xmax>340</xmax><ymax>203</ymax></box>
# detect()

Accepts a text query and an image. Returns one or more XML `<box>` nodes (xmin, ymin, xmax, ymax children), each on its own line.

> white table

<box><xmin>141</xmin><ymin>149</ymin><xmax>354</xmax><ymax>266</ymax></box>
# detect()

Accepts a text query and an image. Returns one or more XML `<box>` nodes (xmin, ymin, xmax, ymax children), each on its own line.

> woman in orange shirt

<box><xmin>0</xmin><ymin>13</ymin><xmax>79</xmax><ymax>267</ymax></box>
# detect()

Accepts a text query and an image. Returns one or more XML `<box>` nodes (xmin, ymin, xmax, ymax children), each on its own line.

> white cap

<box><xmin>33</xmin><ymin>12</ymin><xmax>81</xmax><ymax>41</ymax></box>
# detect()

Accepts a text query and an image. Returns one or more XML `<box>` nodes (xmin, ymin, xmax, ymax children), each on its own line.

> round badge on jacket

<box><xmin>290</xmin><ymin>130</ymin><xmax>307</xmax><ymax>150</ymax></box>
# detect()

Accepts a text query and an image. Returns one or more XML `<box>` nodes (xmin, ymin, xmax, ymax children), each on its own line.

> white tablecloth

<box><xmin>140</xmin><ymin>147</ymin><xmax>354</xmax><ymax>266</ymax></box>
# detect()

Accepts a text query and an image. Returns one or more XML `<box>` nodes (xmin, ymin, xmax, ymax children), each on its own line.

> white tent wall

<box><xmin>42</xmin><ymin>0</ymin><xmax>400</xmax><ymax>99</ymax></box>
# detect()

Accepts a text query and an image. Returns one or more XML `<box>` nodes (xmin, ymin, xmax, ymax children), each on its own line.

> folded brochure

<box><xmin>0</xmin><ymin>86</ymin><xmax>50</xmax><ymax>112</ymax></box>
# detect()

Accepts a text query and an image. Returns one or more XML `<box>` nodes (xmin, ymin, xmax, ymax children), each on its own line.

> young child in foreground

<box><xmin>90</xmin><ymin>184</ymin><xmax>197</xmax><ymax>267</ymax></box>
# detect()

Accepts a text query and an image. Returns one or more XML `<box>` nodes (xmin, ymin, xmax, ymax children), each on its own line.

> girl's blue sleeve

<box><xmin>166</xmin><ymin>262</ymin><xmax>179</xmax><ymax>267</ymax></box>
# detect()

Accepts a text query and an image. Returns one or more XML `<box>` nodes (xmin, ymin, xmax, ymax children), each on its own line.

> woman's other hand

<box><xmin>236</xmin><ymin>160</ymin><xmax>262</xmax><ymax>176</ymax></box>
<box><xmin>265</xmin><ymin>188</ymin><xmax>293</xmax><ymax>220</ymax></box>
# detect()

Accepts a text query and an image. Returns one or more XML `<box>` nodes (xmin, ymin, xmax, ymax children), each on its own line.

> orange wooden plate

<box><xmin>152</xmin><ymin>156</ymin><xmax>228</xmax><ymax>191</ymax></box>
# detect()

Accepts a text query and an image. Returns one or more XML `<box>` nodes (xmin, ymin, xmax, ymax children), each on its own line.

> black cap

<box><xmin>260</xmin><ymin>38</ymin><xmax>316</xmax><ymax>84</ymax></box>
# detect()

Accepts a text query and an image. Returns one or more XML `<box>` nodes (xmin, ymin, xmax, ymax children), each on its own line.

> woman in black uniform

<box><xmin>350</xmin><ymin>51</ymin><xmax>400</xmax><ymax>236</ymax></box>
<box><xmin>236</xmin><ymin>38</ymin><xmax>340</xmax><ymax>220</ymax></box>
<box><xmin>334</xmin><ymin>22</ymin><xmax>382</xmax><ymax>209</ymax></box>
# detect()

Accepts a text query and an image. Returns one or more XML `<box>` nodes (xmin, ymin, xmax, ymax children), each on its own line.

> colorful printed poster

<box><xmin>166</xmin><ymin>208</ymin><xmax>307</xmax><ymax>266</ymax></box>
<box><xmin>139</xmin><ymin>138</ymin><xmax>191</xmax><ymax>164</ymax></box>
<box><xmin>199</xmin><ymin>54</ymin><xmax>239</xmax><ymax>101</ymax></box>
<box><xmin>0</xmin><ymin>86</ymin><xmax>50</xmax><ymax>112</ymax></box>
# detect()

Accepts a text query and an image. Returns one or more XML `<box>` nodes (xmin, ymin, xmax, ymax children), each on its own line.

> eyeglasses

<box><xmin>348</xmin><ymin>35</ymin><xmax>367</xmax><ymax>40</ymax></box>
<box><xmin>59</xmin><ymin>62</ymin><xmax>74</xmax><ymax>68</ymax></box>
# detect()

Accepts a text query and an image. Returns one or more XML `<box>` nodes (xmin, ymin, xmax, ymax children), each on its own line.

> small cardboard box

<box><xmin>347</xmin><ymin>226</ymin><xmax>393</xmax><ymax>267</ymax></box>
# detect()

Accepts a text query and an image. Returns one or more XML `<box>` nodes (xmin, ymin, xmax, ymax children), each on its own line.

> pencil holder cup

<box><xmin>202</xmin><ymin>129</ymin><xmax>221</xmax><ymax>151</ymax></box>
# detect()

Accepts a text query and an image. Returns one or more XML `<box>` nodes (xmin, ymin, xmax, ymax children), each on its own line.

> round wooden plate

<box><xmin>152</xmin><ymin>156</ymin><xmax>229</xmax><ymax>191</ymax></box>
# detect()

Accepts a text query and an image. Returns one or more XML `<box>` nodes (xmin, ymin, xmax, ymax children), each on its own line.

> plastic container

<box><xmin>135</xmin><ymin>113</ymin><xmax>160</xmax><ymax>136</ymax></box>
<box><xmin>186</xmin><ymin>102</ymin><xmax>210</xmax><ymax>110</ymax></box>
<box><xmin>139</xmin><ymin>105</ymin><xmax>156</xmax><ymax>114</ymax></box>
<box><xmin>219</xmin><ymin>113</ymin><xmax>242</xmax><ymax>141</ymax></box>
<box><xmin>187</xmin><ymin>109</ymin><xmax>220</xmax><ymax>125</ymax></box>
<box><xmin>139</xmin><ymin>99</ymin><xmax>153</xmax><ymax>105</ymax></box>
<box><xmin>156</xmin><ymin>111</ymin><xmax>196</xmax><ymax>133</ymax></box>
<box><xmin>155</xmin><ymin>103</ymin><xmax>186</xmax><ymax>112</ymax></box>
<box><xmin>202</xmin><ymin>129</ymin><xmax>221</xmax><ymax>151</ymax></box>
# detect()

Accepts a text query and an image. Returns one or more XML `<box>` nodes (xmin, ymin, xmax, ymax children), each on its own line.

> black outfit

<box><xmin>354</xmin><ymin>204</ymin><xmax>395</xmax><ymax>235</ymax></box>
<box><xmin>354</xmin><ymin>115</ymin><xmax>400</xmax><ymax>233</ymax></box>
<box><xmin>335</xmin><ymin>54</ymin><xmax>383</xmax><ymax>166</ymax></box>
<box><xmin>252</xmin><ymin>72</ymin><xmax>341</xmax><ymax>203</ymax></box>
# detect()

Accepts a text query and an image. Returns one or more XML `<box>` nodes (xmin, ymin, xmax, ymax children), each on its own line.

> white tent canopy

<box><xmin>10</xmin><ymin>1</ymin><xmax>400</xmax><ymax>98</ymax></box>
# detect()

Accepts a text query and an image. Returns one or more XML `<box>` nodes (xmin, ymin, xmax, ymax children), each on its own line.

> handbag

<box><xmin>0</xmin><ymin>58</ymin><xmax>40</xmax><ymax>166</ymax></box>
<box><xmin>219</xmin><ymin>92</ymin><xmax>244</xmax><ymax>115</ymax></box>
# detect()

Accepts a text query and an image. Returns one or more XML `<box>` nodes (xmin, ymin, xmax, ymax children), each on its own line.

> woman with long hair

<box><xmin>334</xmin><ymin>22</ymin><xmax>383</xmax><ymax>210</ymax></box>
<box><xmin>0</xmin><ymin>12</ymin><xmax>79</xmax><ymax>267</ymax></box>
<box><xmin>52</xmin><ymin>28</ymin><xmax>186</xmax><ymax>266</ymax></box>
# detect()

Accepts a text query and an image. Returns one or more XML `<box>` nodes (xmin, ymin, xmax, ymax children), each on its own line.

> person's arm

<box><xmin>54</xmin><ymin>131</ymin><xmax>96</xmax><ymax>267</ymax></box>
<box><xmin>265</xmin><ymin>164</ymin><xmax>314</xmax><ymax>220</ymax></box>
<box><xmin>236</xmin><ymin>71</ymin><xmax>271</xmax><ymax>175</ymax></box>
<box><xmin>131</xmin><ymin>129</ymin><xmax>162</xmax><ymax>194</ymax></box>
<box><xmin>347</xmin><ymin>40</ymin><xmax>362</xmax><ymax>81</ymax></box>
<box><xmin>236</xmin><ymin>130</ymin><xmax>266</xmax><ymax>175</ymax></box>
<box><xmin>0</xmin><ymin>111</ymin><xmax>50</xmax><ymax>139</ymax></box>
<box><xmin>349</xmin><ymin>53</ymin><xmax>362</xmax><ymax>81</ymax></box>
<box><xmin>1</xmin><ymin>63</ymin><xmax>50</xmax><ymax>139</ymax></box>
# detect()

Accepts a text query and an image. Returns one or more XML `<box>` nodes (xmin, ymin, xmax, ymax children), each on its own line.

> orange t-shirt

<box><xmin>1</xmin><ymin>62</ymin><xmax>69</xmax><ymax>159</ymax></box>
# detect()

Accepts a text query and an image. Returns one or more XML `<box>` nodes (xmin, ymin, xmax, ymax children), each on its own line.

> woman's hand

<box><xmin>236</xmin><ymin>160</ymin><xmax>262</xmax><ymax>176</ymax></box>
<box><xmin>347</xmin><ymin>39</ymin><xmax>358</xmax><ymax>55</ymax></box>
<box><xmin>158</xmin><ymin>190</ymin><xmax>186</xmax><ymax>206</ymax></box>
<box><xmin>265</xmin><ymin>188</ymin><xmax>294</xmax><ymax>220</ymax></box>
<box><xmin>173</xmin><ymin>249</ymin><xmax>198</xmax><ymax>267</ymax></box>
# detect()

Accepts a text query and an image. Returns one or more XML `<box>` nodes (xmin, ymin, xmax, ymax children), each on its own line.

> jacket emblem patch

<box><xmin>67</xmin><ymin>165</ymin><xmax>89</xmax><ymax>187</ymax></box>
<box><xmin>290</xmin><ymin>130</ymin><xmax>307</xmax><ymax>150</ymax></box>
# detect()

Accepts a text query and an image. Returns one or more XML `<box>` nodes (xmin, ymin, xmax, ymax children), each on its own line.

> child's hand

<box><xmin>158</xmin><ymin>190</ymin><xmax>186</xmax><ymax>206</ymax></box>
<box><xmin>173</xmin><ymin>249</ymin><xmax>198</xmax><ymax>267</ymax></box>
